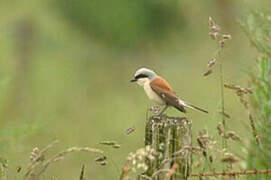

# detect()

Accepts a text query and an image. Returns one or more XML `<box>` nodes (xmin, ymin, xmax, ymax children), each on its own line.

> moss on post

<box><xmin>141</xmin><ymin>115</ymin><xmax>192</xmax><ymax>180</ymax></box>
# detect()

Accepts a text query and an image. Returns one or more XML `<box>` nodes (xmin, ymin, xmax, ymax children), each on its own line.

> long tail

<box><xmin>179</xmin><ymin>100</ymin><xmax>208</xmax><ymax>113</ymax></box>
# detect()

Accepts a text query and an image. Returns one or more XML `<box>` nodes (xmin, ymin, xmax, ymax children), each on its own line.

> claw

<box><xmin>150</xmin><ymin>106</ymin><xmax>161</xmax><ymax>114</ymax></box>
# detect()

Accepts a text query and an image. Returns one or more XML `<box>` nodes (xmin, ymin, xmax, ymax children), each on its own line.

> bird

<box><xmin>130</xmin><ymin>67</ymin><xmax>208</xmax><ymax>115</ymax></box>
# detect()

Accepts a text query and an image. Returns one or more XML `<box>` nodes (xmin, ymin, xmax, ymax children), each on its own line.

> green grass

<box><xmin>0</xmin><ymin>1</ymin><xmax>270</xmax><ymax>179</ymax></box>
<box><xmin>242</xmin><ymin>11</ymin><xmax>271</xmax><ymax>180</ymax></box>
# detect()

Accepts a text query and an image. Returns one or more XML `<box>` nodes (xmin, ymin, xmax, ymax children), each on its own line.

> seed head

<box><xmin>203</xmin><ymin>69</ymin><xmax>213</xmax><ymax>76</ymax></box>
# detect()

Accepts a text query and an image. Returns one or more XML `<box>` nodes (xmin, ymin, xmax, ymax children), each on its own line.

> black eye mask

<box><xmin>135</xmin><ymin>74</ymin><xmax>149</xmax><ymax>80</ymax></box>
<box><xmin>130</xmin><ymin>73</ymin><xmax>149</xmax><ymax>82</ymax></box>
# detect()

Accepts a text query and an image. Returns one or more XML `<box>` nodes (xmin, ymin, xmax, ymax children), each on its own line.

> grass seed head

<box><xmin>222</xmin><ymin>153</ymin><xmax>239</xmax><ymax>164</ymax></box>
<box><xmin>126</xmin><ymin>126</ymin><xmax>136</xmax><ymax>135</ymax></box>
<box><xmin>203</xmin><ymin>69</ymin><xmax>213</xmax><ymax>76</ymax></box>
<box><xmin>225</xmin><ymin>131</ymin><xmax>241</xmax><ymax>141</ymax></box>
<box><xmin>222</xmin><ymin>34</ymin><xmax>232</xmax><ymax>40</ymax></box>
<box><xmin>218</xmin><ymin>110</ymin><xmax>231</xmax><ymax>119</ymax></box>
<box><xmin>207</xmin><ymin>58</ymin><xmax>216</xmax><ymax>68</ymax></box>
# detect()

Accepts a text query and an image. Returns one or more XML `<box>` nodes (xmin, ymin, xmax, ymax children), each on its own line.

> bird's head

<box><xmin>130</xmin><ymin>68</ymin><xmax>157</xmax><ymax>86</ymax></box>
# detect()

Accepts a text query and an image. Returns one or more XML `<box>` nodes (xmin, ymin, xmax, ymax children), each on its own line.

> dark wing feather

<box><xmin>150</xmin><ymin>85</ymin><xmax>186</xmax><ymax>113</ymax></box>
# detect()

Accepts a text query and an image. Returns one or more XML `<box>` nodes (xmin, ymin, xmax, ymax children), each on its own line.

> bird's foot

<box><xmin>149</xmin><ymin>106</ymin><xmax>167</xmax><ymax>120</ymax></box>
<box><xmin>149</xmin><ymin>106</ymin><xmax>161</xmax><ymax>115</ymax></box>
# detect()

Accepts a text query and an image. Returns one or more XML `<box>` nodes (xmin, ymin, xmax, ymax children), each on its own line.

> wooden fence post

<box><xmin>140</xmin><ymin>115</ymin><xmax>192</xmax><ymax>180</ymax></box>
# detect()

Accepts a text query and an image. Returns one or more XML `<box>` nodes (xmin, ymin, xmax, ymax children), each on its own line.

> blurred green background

<box><xmin>0</xmin><ymin>0</ymin><xmax>271</xmax><ymax>179</ymax></box>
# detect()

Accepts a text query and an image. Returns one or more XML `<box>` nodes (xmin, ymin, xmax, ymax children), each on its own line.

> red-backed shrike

<box><xmin>130</xmin><ymin>68</ymin><xmax>208</xmax><ymax>115</ymax></box>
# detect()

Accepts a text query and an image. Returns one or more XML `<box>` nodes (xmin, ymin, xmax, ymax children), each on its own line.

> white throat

<box><xmin>136</xmin><ymin>78</ymin><xmax>150</xmax><ymax>86</ymax></box>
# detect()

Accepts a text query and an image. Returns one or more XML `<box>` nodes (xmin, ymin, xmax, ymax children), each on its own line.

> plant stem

<box><xmin>219</xmin><ymin>55</ymin><xmax>227</xmax><ymax>150</ymax></box>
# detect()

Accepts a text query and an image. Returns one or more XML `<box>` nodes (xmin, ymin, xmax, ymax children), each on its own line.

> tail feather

<box><xmin>179</xmin><ymin>100</ymin><xmax>208</xmax><ymax>114</ymax></box>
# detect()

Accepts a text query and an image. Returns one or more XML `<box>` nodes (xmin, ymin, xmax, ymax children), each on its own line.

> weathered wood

<box><xmin>141</xmin><ymin>115</ymin><xmax>192</xmax><ymax>180</ymax></box>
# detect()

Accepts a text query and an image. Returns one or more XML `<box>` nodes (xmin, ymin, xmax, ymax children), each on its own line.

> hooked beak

<box><xmin>130</xmin><ymin>78</ymin><xmax>137</xmax><ymax>82</ymax></box>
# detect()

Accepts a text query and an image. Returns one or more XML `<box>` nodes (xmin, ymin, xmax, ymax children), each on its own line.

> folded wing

<box><xmin>150</xmin><ymin>78</ymin><xmax>186</xmax><ymax>113</ymax></box>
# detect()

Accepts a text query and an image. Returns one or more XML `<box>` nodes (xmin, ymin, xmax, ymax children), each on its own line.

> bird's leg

<box><xmin>158</xmin><ymin>105</ymin><xmax>168</xmax><ymax>116</ymax></box>
<box><xmin>150</xmin><ymin>106</ymin><xmax>161</xmax><ymax>114</ymax></box>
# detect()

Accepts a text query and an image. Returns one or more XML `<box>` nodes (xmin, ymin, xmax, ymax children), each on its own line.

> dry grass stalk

<box><xmin>23</xmin><ymin>140</ymin><xmax>104</xmax><ymax>179</ymax></box>
<box><xmin>120</xmin><ymin>164</ymin><xmax>130</xmax><ymax>180</ymax></box>
<box><xmin>100</xmin><ymin>140</ymin><xmax>121</xmax><ymax>148</ymax></box>
<box><xmin>206</xmin><ymin>16</ymin><xmax>232</xmax><ymax>153</ymax></box>
<box><xmin>173</xmin><ymin>146</ymin><xmax>202</xmax><ymax>157</ymax></box>
<box><xmin>0</xmin><ymin>163</ymin><xmax>8</xmax><ymax>180</ymax></box>
<box><xmin>25</xmin><ymin>140</ymin><xmax>59</xmax><ymax>178</ymax></box>
<box><xmin>204</xmin><ymin>16</ymin><xmax>232</xmax><ymax>77</ymax></box>
<box><xmin>191</xmin><ymin>169</ymin><xmax>271</xmax><ymax>177</ymax></box>
<box><xmin>248</xmin><ymin>109</ymin><xmax>260</xmax><ymax>145</ymax></box>
<box><xmin>217</xmin><ymin>123</ymin><xmax>241</xmax><ymax>142</ymax></box>
<box><xmin>166</xmin><ymin>163</ymin><xmax>179</xmax><ymax>180</ymax></box>
<box><xmin>151</xmin><ymin>169</ymin><xmax>171</xmax><ymax>179</ymax></box>
<box><xmin>79</xmin><ymin>165</ymin><xmax>85</xmax><ymax>180</ymax></box>
<box><xmin>160</xmin><ymin>145</ymin><xmax>199</xmax><ymax>168</ymax></box>
<box><xmin>39</xmin><ymin>147</ymin><xmax>104</xmax><ymax>173</ymax></box>
<box><xmin>224</xmin><ymin>83</ymin><xmax>252</xmax><ymax>94</ymax></box>
<box><xmin>197</xmin><ymin>130</ymin><xmax>216</xmax><ymax>155</ymax></box>
<box><xmin>195</xmin><ymin>128</ymin><xmax>241</xmax><ymax>171</ymax></box>
<box><xmin>249</xmin><ymin>112</ymin><xmax>260</xmax><ymax>145</ymax></box>
<box><xmin>138</xmin><ymin>174</ymin><xmax>152</xmax><ymax>180</ymax></box>
<box><xmin>224</xmin><ymin>82</ymin><xmax>259</xmax><ymax>145</ymax></box>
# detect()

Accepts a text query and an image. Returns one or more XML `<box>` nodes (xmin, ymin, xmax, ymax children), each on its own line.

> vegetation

<box><xmin>242</xmin><ymin>11</ymin><xmax>271</xmax><ymax>179</ymax></box>
<box><xmin>0</xmin><ymin>0</ymin><xmax>271</xmax><ymax>179</ymax></box>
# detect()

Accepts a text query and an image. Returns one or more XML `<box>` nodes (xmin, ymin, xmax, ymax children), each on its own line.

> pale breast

<box><xmin>143</xmin><ymin>82</ymin><xmax>164</xmax><ymax>105</ymax></box>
